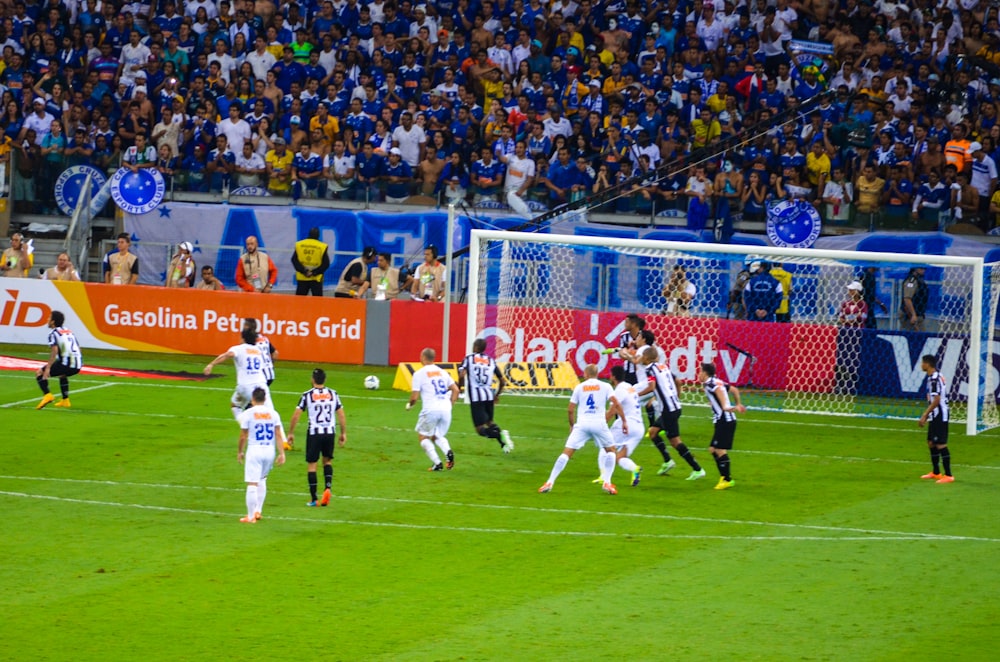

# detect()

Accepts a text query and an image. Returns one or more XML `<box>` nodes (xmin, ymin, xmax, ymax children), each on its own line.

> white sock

<box><xmin>231</xmin><ymin>405</ymin><xmax>242</xmax><ymax>419</ymax></box>
<box><xmin>599</xmin><ymin>450</ymin><xmax>616</xmax><ymax>484</ymax></box>
<box><xmin>434</xmin><ymin>437</ymin><xmax>451</xmax><ymax>454</ymax></box>
<box><xmin>547</xmin><ymin>453</ymin><xmax>570</xmax><ymax>485</ymax></box>
<box><xmin>618</xmin><ymin>457</ymin><xmax>639</xmax><ymax>472</ymax></box>
<box><xmin>256</xmin><ymin>478</ymin><xmax>267</xmax><ymax>513</ymax></box>
<box><xmin>245</xmin><ymin>485</ymin><xmax>257</xmax><ymax>518</ymax></box>
<box><xmin>421</xmin><ymin>439</ymin><xmax>441</xmax><ymax>465</ymax></box>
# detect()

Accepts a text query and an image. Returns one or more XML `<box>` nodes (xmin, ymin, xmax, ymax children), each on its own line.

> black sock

<box><xmin>59</xmin><ymin>377</ymin><xmax>69</xmax><ymax>399</ymax></box>
<box><xmin>715</xmin><ymin>454</ymin><xmax>731</xmax><ymax>481</ymax></box>
<box><xmin>323</xmin><ymin>464</ymin><xmax>333</xmax><ymax>489</ymax></box>
<box><xmin>308</xmin><ymin>471</ymin><xmax>318</xmax><ymax>500</ymax></box>
<box><xmin>650</xmin><ymin>434</ymin><xmax>672</xmax><ymax>462</ymax></box>
<box><xmin>930</xmin><ymin>448</ymin><xmax>941</xmax><ymax>474</ymax></box>
<box><xmin>36</xmin><ymin>375</ymin><xmax>50</xmax><ymax>395</ymax></box>
<box><xmin>675</xmin><ymin>443</ymin><xmax>701</xmax><ymax>471</ymax></box>
<box><xmin>939</xmin><ymin>447</ymin><xmax>951</xmax><ymax>476</ymax></box>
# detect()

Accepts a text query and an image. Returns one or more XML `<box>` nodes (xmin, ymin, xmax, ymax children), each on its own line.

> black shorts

<box><xmin>653</xmin><ymin>408</ymin><xmax>681</xmax><ymax>440</ymax></box>
<box><xmin>710</xmin><ymin>420</ymin><xmax>737</xmax><ymax>450</ymax></box>
<box><xmin>470</xmin><ymin>400</ymin><xmax>495</xmax><ymax>427</ymax></box>
<box><xmin>623</xmin><ymin>372</ymin><xmax>638</xmax><ymax>385</ymax></box>
<box><xmin>927</xmin><ymin>418</ymin><xmax>949</xmax><ymax>445</ymax></box>
<box><xmin>305</xmin><ymin>433</ymin><xmax>336</xmax><ymax>463</ymax></box>
<box><xmin>48</xmin><ymin>363</ymin><xmax>80</xmax><ymax>378</ymax></box>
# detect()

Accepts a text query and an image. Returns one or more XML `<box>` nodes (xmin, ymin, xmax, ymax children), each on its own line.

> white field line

<box><xmin>0</xmin><ymin>490</ymin><xmax>993</xmax><ymax>542</ymax></box>
<box><xmin>0</xmin><ymin>475</ymin><xmax>996</xmax><ymax>542</ymax></box>
<box><xmin>0</xmin><ymin>382</ymin><xmax>117</xmax><ymax>408</ymax></box>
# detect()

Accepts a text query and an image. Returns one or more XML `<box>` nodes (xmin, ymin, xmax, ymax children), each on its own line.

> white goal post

<box><xmin>466</xmin><ymin>229</ymin><xmax>999</xmax><ymax>436</ymax></box>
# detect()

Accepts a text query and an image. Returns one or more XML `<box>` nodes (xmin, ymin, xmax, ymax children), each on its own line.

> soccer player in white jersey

<box><xmin>457</xmin><ymin>338</ymin><xmax>513</xmax><ymax>454</ymax></box>
<box><xmin>407</xmin><ymin>347</ymin><xmax>460</xmax><ymax>471</ymax></box>
<box><xmin>35</xmin><ymin>311</ymin><xmax>83</xmax><ymax>409</ymax></box>
<box><xmin>918</xmin><ymin>354</ymin><xmax>953</xmax><ymax>483</ymax></box>
<box><xmin>243</xmin><ymin>318</ymin><xmax>278</xmax><ymax>385</ymax></box>
<box><xmin>203</xmin><ymin>326</ymin><xmax>273</xmax><ymax>419</ymax></box>
<box><xmin>607</xmin><ymin>365</ymin><xmax>646</xmax><ymax>486</ymax></box>
<box><xmin>287</xmin><ymin>368</ymin><xmax>347</xmax><ymax>506</ymax></box>
<box><xmin>639</xmin><ymin>346</ymin><xmax>707</xmax><ymax>480</ymax></box>
<box><xmin>699</xmin><ymin>362</ymin><xmax>746</xmax><ymax>491</ymax></box>
<box><xmin>539</xmin><ymin>364</ymin><xmax>626</xmax><ymax>495</ymax></box>
<box><xmin>236</xmin><ymin>387</ymin><xmax>287</xmax><ymax>523</ymax></box>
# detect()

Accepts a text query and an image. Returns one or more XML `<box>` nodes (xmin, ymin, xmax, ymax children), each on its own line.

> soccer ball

<box><xmin>364</xmin><ymin>375</ymin><xmax>380</xmax><ymax>390</ymax></box>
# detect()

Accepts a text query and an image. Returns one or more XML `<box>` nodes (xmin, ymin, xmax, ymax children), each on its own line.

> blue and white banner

<box><xmin>788</xmin><ymin>40</ymin><xmax>834</xmax><ymax>56</ymax></box>
<box><xmin>54</xmin><ymin>165</ymin><xmax>111</xmax><ymax>217</ymax></box>
<box><xmin>111</xmin><ymin>167</ymin><xmax>166</xmax><ymax>215</ymax></box>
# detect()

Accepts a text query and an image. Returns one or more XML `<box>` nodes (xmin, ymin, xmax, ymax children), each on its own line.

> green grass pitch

<box><xmin>2</xmin><ymin>344</ymin><xmax>998</xmax><ymax>661</ymax></box>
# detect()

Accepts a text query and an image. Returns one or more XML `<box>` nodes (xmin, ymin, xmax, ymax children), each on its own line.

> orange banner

<box><xmin>76</xmin><ymin>284</ymin><xmax>366</xmax><ymax>363</ymax></box>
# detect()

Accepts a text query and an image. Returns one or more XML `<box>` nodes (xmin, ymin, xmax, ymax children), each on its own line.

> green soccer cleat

<box><xmin>631</xmin><ymin>466</ymin><xmax>643</xmax><ymax>487</ymax></box>
<box><xmin>714</xmin><ymin>478</ymin><xmax>735</xmax><ymax>490</ymax></box>
<box><xmin>657</xmin><ymin>460</ymin><xmax>676</xmax><ymax>475</ymax></box>
<box><xmin>686</xmin><ymin>469</ymin><xmax>707</xmax><ymax>481</ymax></box>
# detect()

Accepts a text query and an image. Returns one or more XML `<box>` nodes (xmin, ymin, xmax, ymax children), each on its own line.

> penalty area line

<box><xmin>0</xmin><ymin>489</ymin><xmax>987</xmax><ymax>542</ymax></box>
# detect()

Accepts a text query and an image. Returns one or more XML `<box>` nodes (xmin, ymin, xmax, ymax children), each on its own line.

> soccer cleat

<box><xmin>54</xmin><ymin>398</ymin><xmax>71</xmax><ymax>408</ymax></box>
<box><xmin>306</xmin><ymin>500</ymin><xmax>318</xmax><ymax>507</ymax></box>
<box><xmin>239</xmin><ymin>516</ymin><xmax>256</xmax><ymax>523</ymax></box>
<box><xmin>686</xmin><ymin>469</ymin><xmax>707</xmax><ymax>481</ymax></box>
<box><xmin>657</xmin><ymin>460</ymin><xmax>676</xmax><ymax>475</ymax></box>
<box><xmin>320</xmin><ymin>488</ymin><xmax>331</xmax><ymax>506</ymax></box>
<box><xmin>36</xmin><ymin>393</ymin><xmax>54</xmax><ymax>410</ymax></box>
<box><xmin>538</xmin><ymin>482</ymin><xmax>553</xmax><ymax>493</ymax></box>
<box><xmin>920</xmin><ymin>472</ymin><xmax>942</xmax><ymax>480</ymax></box>
<box><xmin>501</xmin><ymin>429</ymin><xmax>514</xmax><ymax>453</ymax></box>
<box><xmin>428</xmin><ymin>463</ymin><xmax>444</xmax><ymax>471</ymax></box>
<box><xmin>936</xmin><ymin>475</ymin><xmax>955</xmax><ymax>484</ymax></box>
<box><xmin>446</xmin><ymin>450</ymin><xmax>455</xmax><ymax>470</ymax></box>
<box><xmin>283</xmin><ymin>440</ymin><xmax>293</xmax><ymax>451</ymax></box>
<box><xmin>602</xmin><ymin>482</ymin><xmax>618</xmax><ymax>495</ymax></box>
<box><xmin>714</xmin><ymin>478</ymin><xmax>735</xmax><ymax>490</ymax></box>
<box><xmin>253</xmin><ymin>512</ymin><xmax>262</xmax><ymax>521</ymax></box>
<box><xmin>631</xmin><ymin>466</ymin><xmax>643</xmax><ymax>487</ymax></box>
<box><xmin>591</xmin><ymin>476</ymin><xmax>603</xmax><ymax>484</ymax></box>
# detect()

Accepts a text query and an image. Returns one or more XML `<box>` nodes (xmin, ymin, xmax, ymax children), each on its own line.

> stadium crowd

<box><xmin>0</xmin><ymin>0</ymin><xmax>999</xmax><ymax>231</ymax></box>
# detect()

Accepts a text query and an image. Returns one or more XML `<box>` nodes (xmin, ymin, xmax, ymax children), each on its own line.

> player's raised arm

<box><xmin>204</xmin><ymin>349</ymin><xmax>235</xmax><ymax>375</ymax></box>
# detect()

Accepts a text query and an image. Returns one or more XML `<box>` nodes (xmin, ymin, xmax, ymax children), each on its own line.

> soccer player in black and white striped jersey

<box><xmin>35</xmin><ymin>310</ymin><xmax>83</xmax><ymax>409</ymax></box>
<box><xmin>638</xmin><ymin>347</ymin><xmax>707</xmax><ymax>481</ymax></box>
<box><xmin>699</xmin><ymin>363</ymin><xmax>746</xmax><ymax>491</ymax></box>
<box><xmin>918</xmin><ymin>354</ymin><xmax>953</xmax><ymax>483</ymax></box>
<box><xmin>613</xmin><ymin>314</ymin><xmax>646</xmax><ymax>385</ymax></box>
<box><xmin>457</xmin><ymin>339</ymin><xmax>514</xmax><ymax>453</ymax></box>
<box><xmin>287</xmin><ymin>369</ymin><xmax>347</xmax><ymax>506</ymax></box>
<box><xmin>243</xmin><ymin>318</ymin><xmax>278</xmax><ymax>385</ymax></box>
<box><xmin>631</xmin><ymin>330</ymin><xmax>677</xmax><ymax>475</ymax></box>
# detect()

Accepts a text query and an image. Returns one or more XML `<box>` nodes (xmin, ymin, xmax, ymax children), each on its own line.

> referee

<box><xmin>287</xmin><ymin>369</ymin><xmax>347</xmax><ymax>507</ymax></box>
<box><xmin>457</xmin><ymin>339</ymin><xmax>514</xmax><ymax>453</ymax></box>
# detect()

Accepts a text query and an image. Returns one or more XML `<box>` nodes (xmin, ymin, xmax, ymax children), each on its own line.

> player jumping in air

<box><xmin>457</xmin><ymin>338</ymin><xmax>514</xmax><ymax>453</ymax></box>
<box><xmin>918</xmin><ymin>354</ymin><xmax>954</xmax><ymax>483</ymax></box>
<box><xmin>539</xmin><ymin>365</ymin><xmax>627</xmax><ymax>495</ymax></box>
<box><xmin>699</xmin><ymin>363</ymin><xmax>746</xmax><ymax>490</ymax></box>
<box><xmin>638</xmin><ymin>347</ymin><xmax>707</xmax><ymax>481</ymax></box>
<box><xmin>407</xmin><ymin>348</ymin><xmax>460</xmax><ymax>471</ymax></box>
<box><xmin>287</xmin><ymin>369</ymin><xmax>347</xmax><ymax>506</ymax></box>
<box><xmin>243</xmin><ymin>318</ymin><xmax>278</xmax><ymax>386</ymax></box>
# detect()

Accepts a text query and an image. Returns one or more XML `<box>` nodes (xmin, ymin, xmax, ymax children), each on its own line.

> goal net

<box><xmin>466</xmin><ymin>230</ymin><xmax>1000</xmax><ymax>436</ymax></box>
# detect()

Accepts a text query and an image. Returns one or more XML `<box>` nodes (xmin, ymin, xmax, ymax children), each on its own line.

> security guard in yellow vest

<box><xmin>334</xmin><ymin>246</ymin><xmax>378</xmax><ymax>298</ymax></box>
<box><xmin>291</xmin><ymin>227</ymin><xmax>331</xmax><ymax>296</ymax></box>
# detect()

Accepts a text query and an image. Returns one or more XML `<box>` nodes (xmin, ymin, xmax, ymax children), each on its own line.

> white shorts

<box><xmin>416</xmin><ymin>409</ymin><xmax>451</xmax><ymax>438</ymax></box>
<box><xmin>232</xmin><ymin>382</ymin><xmax>272</xmax><ymax>409</ymax></box>
<box><xmin>565</xmin><ymin>421</ymin><xmax>616</xmax><ymax>451</ymax></box>
<box><xmin>612</xmin><ymin>419</ymin><xmax>646</xmax><ymax>456</ymax></box>
<box><xmin>244</xmin><ymin>447</ymin><xmax>275</xmax><ymax>483</ymax></box>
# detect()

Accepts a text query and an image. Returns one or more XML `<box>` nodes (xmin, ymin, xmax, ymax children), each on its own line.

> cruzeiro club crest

<box><xmin>110</xmin><ymin>167</ymin><xmax>166</xmax><ymax>215</ymax></box>
<box><xmin>54</xmin><ymin>165</ymin><xmax>110</xmax><ymax>217</ymax></box>
<box><xmin>766</xmin><ymin>200</ymin><xmax>822</xmax><ymax>249</ymax></box>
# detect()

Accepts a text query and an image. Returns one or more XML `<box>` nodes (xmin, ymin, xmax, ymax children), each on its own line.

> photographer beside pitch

<box><xmin>287</xmin><ymin>368</ymin><xmax>347</xmax><ymax>507</ymax></box>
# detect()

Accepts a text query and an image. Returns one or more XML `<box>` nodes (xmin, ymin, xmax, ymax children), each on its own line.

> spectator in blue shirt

<box><xmin>743</xmin><ymin>262</ymin><xmax>783</xmax><ymax>323</ymax></box>
<box><xmin>471</xmin><ymin>146</ymin><xmax>505</xmax><ymax>203</ymax></box>
<box><xmin>354</xmin><ymin>141</ymin><xmax>384</xmax><ymax>201</ymax></box>
<box><xmin>292</xmin><ymin>141</ymin><xmax>325</xmax><ymax>199</ymax></box>
<box><xmin>545</xmin><ymin>146</ymin><xmax>577</xmax><ymax>205</ymax></box>
<box><xmin>206</xmin><ymin>134</ymin><xmax>235</xmax><ymax>193</ymax></box>
<box><xmin>381</xmin><ymin>146</ymin><xmax>414</xmax><ymax>202</ymax></box>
